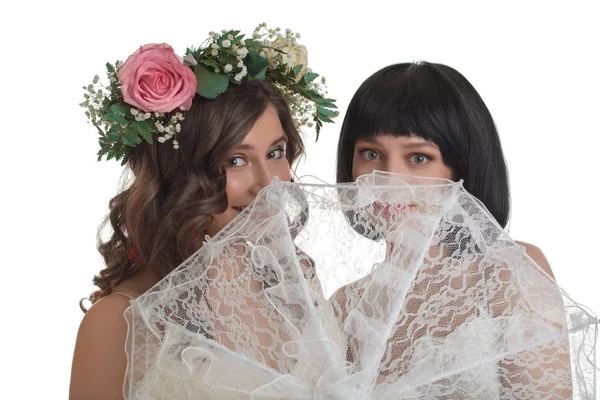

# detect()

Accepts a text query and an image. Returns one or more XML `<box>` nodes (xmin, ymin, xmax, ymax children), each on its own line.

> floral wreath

<box><xmin>81</xmin><ymin>23</ymin><xmax>337</xmax><ymax>163</ymax></box>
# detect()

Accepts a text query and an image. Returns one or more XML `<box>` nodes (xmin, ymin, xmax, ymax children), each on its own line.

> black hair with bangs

<box><xmin>336</xmin><ymin>62</ymin><xmax>510</xmax><ymax>227</ymax></box>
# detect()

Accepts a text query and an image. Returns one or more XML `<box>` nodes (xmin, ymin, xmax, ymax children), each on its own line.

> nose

<box><xmin>250</xmin><ymin>160</ymin><xmax>275</xmax><ymax>195</ymax></box>
<box><xmin>385</xmin><ymin>155</ymin><xmax>409</xmax><ymax>175</ymax></box>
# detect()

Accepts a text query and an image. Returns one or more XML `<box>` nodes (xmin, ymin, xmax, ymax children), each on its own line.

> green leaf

<box><xmin>108</xmin><ymin>103</ymin><xmax>130</xmax><ymax>115</ymax></box>
<box><xmin>195</xmin><ymin>64</ymin><xmax>229</xmax><ymax>99</ymax></box>
<box><xmin>132</xmin><ymin>121</ymin><xmax>154</xmax><ymax>144</ymax></box>
<box><xmin>317</xmin><ymin>107</ymin><xmax>337</xmax><ymax>117</ymax></box>
<box><xmin>303</xmin><ymin>72</ymin><xmax>319</xmax><ymax>84</ymax></box>
<box><xmin>122</xmin><ymin>125</ymin><xmax>142</xmax><ymax>147</ymax></box>
<box><xmin>292</xmin><ymin>64</ymin><xmax>303</xmax><ymax>77</ymax></box>
<box><xmin>254</xmin><ymin>67</ymin><xmax>267</xmax><ymax>80</ymax></box>
<box><xmin>103</xmin><ymin>113</ymin><xmax>128</xmax><ymax>124</ymax></box>
<box><xmin>201</xmin><ymin>58</ymin><xmax>220</xmax><ymax>71</ymax></box>
<box><xmin>245</xmin><ymin>53</ymin><xmax>269</xmax><ymax>76</ymax></box>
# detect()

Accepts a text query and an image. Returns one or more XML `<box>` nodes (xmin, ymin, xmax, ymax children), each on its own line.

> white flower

<box><xmin>224</xmin><ymin>64</ymin><xmax>233</xmax><ymax>73</ymax></box>
<box><xmin>210</xmin><ymin>43</ymin><xmax>220</xmax><ymax>49</ymax></box>
<box><xmin>236</xmin><ymin>48</ymin><xmax>249</xmax><ymax>58</ymax></box>
<box><xmin>155</xmin><ymin>121</ymin><xmax>165</xmax><ymax>133</ymax></box>
<box><xmin>157</xmin><ymin>136</ymin><xmax>166</xmax><ymax>143</ymax></box>
<box><xmin>240</xmin><ymin>40</ymin><xmax>246</xmax><ymax>45</ymax></box>
<box><xmin>234</xmin><ymin>73</ymin><xmax>243</xmax><ymax>82</ymax></box>
<box><xmin>237</xmin><ymin>61</ymin><xmax>244</xmax><ymax>68</ymax></box>
<box><xmin>211</xmin><ymin>49</ymin><xmax>219</xmax><ymax>56</ymax></box>
<box><xmin>272</xmin><ymin>38</ymin><xmax>308</xmax><ymax>81</ymax></box>
<box><xmin>130</xmin><ymin>108</ymin><xmax>138</xmax><ymax>115</ymax></box>
<box><xmin>143</xmin><ymin>112</ymin><xmax>151</xmax><ymax>120</ymax></box>
<box><xmin>175</xmin><ymin>123</ymin><xmax>181</xmax><ymax>133</ymax></box>
<box><xmin>222</xmin><ymin>39</ymin><xmax>231</xmax><ymax>48</ymax></box>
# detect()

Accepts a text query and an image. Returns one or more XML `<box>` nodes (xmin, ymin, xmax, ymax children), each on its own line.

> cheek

<box><xmin>352</xmin><ymin>155</ymin><xmax>372</xmax><ymax>180</ymax></box>
<box><xmin>224</xmin><ymin>172</ymin><xmax>247</xmax><ymax>203</ymax></box>
<box><xmin>433</xmin><ymin>163</ymin><xmax>454</xmax><ymax>180</ymax></box>
<box><xmin>273</xmin><ymin>160</ymin><xmax>291</xmax><ymax>181</ymax></box>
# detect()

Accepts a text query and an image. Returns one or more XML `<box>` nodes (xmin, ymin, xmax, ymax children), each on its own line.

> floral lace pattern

<box><xmin>124</xmin><ymin>172</ymin><xmax>597</xmax><ymax>399</ymax></box>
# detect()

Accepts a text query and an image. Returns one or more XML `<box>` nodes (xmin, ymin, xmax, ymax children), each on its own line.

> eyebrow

<box><xmin>356</xmin><ymin>136</ymin><xmax>438</xmax><ymax>149</ymax></box>
<box><xmin>236</xmin><ymin>135</ymin><xmax>287</xmax><ymax>151</ymax></box>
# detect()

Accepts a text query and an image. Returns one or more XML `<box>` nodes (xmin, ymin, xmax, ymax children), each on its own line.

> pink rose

<box><xmin>118</xmin><ymin>43</ymin><xmax>196</xmax><ymax>113</ymax></box>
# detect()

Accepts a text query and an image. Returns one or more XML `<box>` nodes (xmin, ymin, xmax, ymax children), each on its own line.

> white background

<box><xmin>1</xmin><ymin>1</ymin><xmax>598</xmax><ymax>398</ymax></box>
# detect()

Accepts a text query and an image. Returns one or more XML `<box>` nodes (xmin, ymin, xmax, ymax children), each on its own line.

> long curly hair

<box><xmin>86</xmin><ymin>80</ymin><xmax>304</xmax><ymax>308</ymax></box>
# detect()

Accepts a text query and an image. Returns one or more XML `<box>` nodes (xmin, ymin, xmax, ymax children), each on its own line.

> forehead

<box><xmin>239</xmin><ymin>106</ymin><xmax>286</xmax><ymax>148</ymax></box>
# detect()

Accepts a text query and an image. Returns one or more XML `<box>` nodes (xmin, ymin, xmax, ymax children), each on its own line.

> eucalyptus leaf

<box><xmin>246</xmin><ymin>53</ymin><xmax>269</xmax><ymax>76</ymax></box>
<box><xmin>195</xmin><ymin>64</ymin><xmax>229</xmax><ymax>99</ymax></box>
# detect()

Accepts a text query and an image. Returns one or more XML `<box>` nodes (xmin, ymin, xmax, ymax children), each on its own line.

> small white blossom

<box><xmin>240</xmin><ymin>39</ymin><xmax>246</xmax><ymax>45</ymax></box>
<box><xmin>173</xmin><ymin>144</ymin><xmax>179</xmax><ymax>150</ymax></box>
<box><xmin>155</xmin><ymin>121</ymin><xmax>165</xmax><ymax>133</ymax></box>
<box><xmin>211</xmin><ymin>43</ymin><xmax>220</xmax><ymax>49</ymax></box>
<box><xmin>130</xmin><ymin>108</ymin><xmax>139</xmax><ymax>115</ymax></box>
<box><xmin>227</xmin><ymin>34</ymin><xmax>233</xmax><ymax>40</ymax></box>
<box><xmin>237</xmin><ymin>61</ymin><xmax>244</xmax><ymax>68</ymax></box>
<box><xmin>222</xmin><ymin>39</ymin><xmax>231</xmax><ymax>48</ymax></box>
<box><xmin>175</xmin><ymin>123</ymin><xmax>181</xmax><ymax>133</ymax></box>
<box><xmin>211</xmin><ymin>49</ymin><xmax>218</xmax><ymax>56</ymax></box>
<box><xmin>143</xmin><ymin>112</ymin><xmax>151</xmax><ymax>120</ymax></box>
<box><xmin>224</xmin><ymin>64</ymin><xmax>233</xmax><ymax>73</ymax></box>
<box><xmin>157</xmin><ymin>136</ymin><xmax>166</xmax><ymax>143</ymax></box>
<box><xmin>234</xmin><ymin>73</ymin><xmax>243</xmax><ymax>82</ymax></box>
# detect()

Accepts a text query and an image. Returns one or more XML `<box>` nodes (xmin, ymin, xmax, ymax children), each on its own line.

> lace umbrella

<box><xmin>124</xmin><ymin>172</ymin><xmax>597</xmax><ymax>399</ymax></box>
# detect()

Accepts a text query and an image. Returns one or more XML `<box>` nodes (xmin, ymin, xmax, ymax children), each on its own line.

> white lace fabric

<box><xmin>124</xmin><ymin>172</ymin><xmax>597</xmax><ymax>399</ymax></box>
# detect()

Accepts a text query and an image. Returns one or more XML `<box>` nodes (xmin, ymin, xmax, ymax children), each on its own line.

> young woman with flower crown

<box><xmin>69</xmin><ymin>25</ymin><xmax>336</xmax><ymax>400</ymax></box>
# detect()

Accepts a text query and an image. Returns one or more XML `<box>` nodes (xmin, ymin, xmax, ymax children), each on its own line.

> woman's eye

<box><xmin>227</xmin><ymin>156</ymin><xmax>247</xmax><ymax>168</ymax></box>
<box><xmin>268</xmin><ymin>147</ymin><xmax>285</xmax><ymax>159</ymax></box>
<box><xmin>411</xmin><ymin>153</ymin><xmax>430</xmax><ymax>165</ymax></box>
<box><xmin>360</xmin><ymin>149</ymin><xmax>381</xmax><ymax>161</ymax></box>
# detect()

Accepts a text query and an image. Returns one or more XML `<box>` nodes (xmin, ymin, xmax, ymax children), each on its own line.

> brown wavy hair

<box><xmin>85</xmin><ymin>80</ymin><xmax>304</xmax><ymax>308</ymax></box>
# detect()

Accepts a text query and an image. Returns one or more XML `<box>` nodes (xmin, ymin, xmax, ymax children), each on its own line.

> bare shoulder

<box><xmin>516</xmin><ymin>240</ymin><xmax>556</xmax><ymax>280</ymax></box>
<box><xmin>69</xmin><ymin>294</ymin><xmax>132</xmax><ymax>400</ymax></box>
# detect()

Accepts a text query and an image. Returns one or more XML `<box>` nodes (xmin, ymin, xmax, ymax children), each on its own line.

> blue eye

<box><xmin>411</xmin><ymin>154</ymin><xmax>430</xmax><ymax>164</ymax></box>
<box><xmin>227</xmin><ymin>156</ymin><xmax>247</xmax><ymax>167</ymax></box>
<box><xmin>360</xmin><ymin>149</ymin><xmax>381</xmax><ymax>161</ymax></box>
